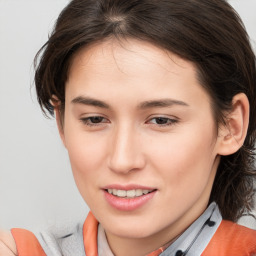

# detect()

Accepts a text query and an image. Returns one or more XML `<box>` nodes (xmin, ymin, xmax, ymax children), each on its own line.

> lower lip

<box><xmin>103</xmin><ymin>190</ymin><xmax>156</xmax><ymax>211</ymax></box>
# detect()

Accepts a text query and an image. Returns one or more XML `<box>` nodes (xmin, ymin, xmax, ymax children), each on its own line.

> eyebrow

<box><xmin>71</xmin><ymin>96</ymin><xmax>189</xmax><ymax>109</ymax></box>
<box><xmin>138</xmin><ymin>99</ymin><xmax>189</xmax><ymax>109</ymax></box>
<box><xmin>71</xmin><ymin>96</ymin><xmax>110</xmax><ymax>108</ymax></box>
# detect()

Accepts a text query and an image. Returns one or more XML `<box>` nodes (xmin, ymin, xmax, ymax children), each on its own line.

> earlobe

<box><xmin>217</xmin><ymin>93</ymin><xmax>249</xmax><ymax>156</ymax></box>
<box><xmin>50</xmin><ymin>96</ymin><xmax>66</xmax><ymax>147</ymax></box>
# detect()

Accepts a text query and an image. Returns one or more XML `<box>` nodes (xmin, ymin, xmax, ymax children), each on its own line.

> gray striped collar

<box><xmin>160</xmin><ymin>202</ymin><xmax>222</xmax><ymax>256</ymax></box>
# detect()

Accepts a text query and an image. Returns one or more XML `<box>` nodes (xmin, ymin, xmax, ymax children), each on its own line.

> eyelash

<box><xmin>80</xmin><ymin>116</ymin><xmax>109</xmax><ymax>126</ymax></box>
<box><xmin>80</xmin><ymin>116</ymin><xmax>178</xmax><ymax>127</ymax></box>
<box><xmin>146</xmin><ymin>117</ymin><xmax>178</xmax><ymax>127</ymax></box>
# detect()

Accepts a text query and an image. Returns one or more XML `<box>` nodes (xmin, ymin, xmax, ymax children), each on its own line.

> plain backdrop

<box><xmin>0</xmin><ymin>0</ymin><xmax>256</xmax><ymax>232</ymax></box>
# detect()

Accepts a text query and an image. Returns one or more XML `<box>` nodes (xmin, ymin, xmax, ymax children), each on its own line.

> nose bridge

<box><xmin>108</xmin><ymin>121</ymin><xmax>144</xmax><ymax>174</ymax></box>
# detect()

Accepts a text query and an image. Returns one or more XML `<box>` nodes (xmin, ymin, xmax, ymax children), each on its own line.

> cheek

<box><xmin>148</xmin><ymin>128</ymin><xmax>216</xmax><ymax>189</ymax></box>
<box><xmin>147</xmin><ymin>132</ymin><xmax>217</xmax><ymax>220</ymax></box>
<box><xmin>65</xmin><ymin>135</ymin><xmax>108</xmax><ymax>208</ymax></box>
<box><xmin>64</xmin><ymin>128</ymin><xmax>107</xmax><ymax>188</ymax></box>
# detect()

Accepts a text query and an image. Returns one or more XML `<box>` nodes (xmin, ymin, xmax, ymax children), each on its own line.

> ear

<box><xmin>50</xmin><ymin>96</ymin><xmax>66</xmax><ymax>147</ymax></box>
<box><xmin>217</xmin><ymin>93</ymin><xmax>249</xmax><ymax>156</ymax></box>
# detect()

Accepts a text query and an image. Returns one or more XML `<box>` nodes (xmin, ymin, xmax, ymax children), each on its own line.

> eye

<box><xmin>147</xmin><ymin>117</ymin><xmax>178</xmax><ymax>126</ymax></box>
<box><xmin>80</xmin><ymin>116</ymin><xmax>109</xmax><ymax>126</ymax></box>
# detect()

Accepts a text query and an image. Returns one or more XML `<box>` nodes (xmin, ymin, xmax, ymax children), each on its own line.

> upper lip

<box><xmin>102</xmin><ymin>184</ymin><xmax>156</xmax><ymax>191</ymax></box>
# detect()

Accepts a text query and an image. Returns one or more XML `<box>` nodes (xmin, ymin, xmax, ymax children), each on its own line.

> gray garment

<box><xmin>36</xmin><ymin>221</ymin><xmax>86</xmax><ymax>256</ymax></box>
<box><xmin>36</xmin><ymin>203</ymin><xmax>222</xmax><ymax>256</ymax></box>
<box><xmin>159</xmin><ymin>202</ymin><xmax>222</xmax><ymax>255</ymax></box>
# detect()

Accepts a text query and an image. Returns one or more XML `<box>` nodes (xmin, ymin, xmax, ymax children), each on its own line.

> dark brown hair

<box><xmin>34</xmin><ymin>0</ymin><xmax>256</xmax><ymax>222</ymax></box>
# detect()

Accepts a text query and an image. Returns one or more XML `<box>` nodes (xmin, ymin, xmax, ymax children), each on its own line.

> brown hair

<box><xmin>34</xmin><ymin>0</ymin><xmax>256</xmax><ymax>222</ymax></box>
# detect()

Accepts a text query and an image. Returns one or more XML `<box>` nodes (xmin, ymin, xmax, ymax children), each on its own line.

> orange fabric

<box><xmin>202</xmin><ymin>220</ymin><xmax>256</xmax><ymax>256</ymax></box>
<box><xmin>11</xmin><ymin>228</ymin><xmax>46</xmax><ymax>256</ymax></box>
<box><xmin>146</xmin><ymin>248</ymin><xmax>165</xmax><ymax>256</ymax></box>
<box><xmin>83</xmin><ymin>211</ymin><xmax>99</xmax><ymax>256</ymax></box>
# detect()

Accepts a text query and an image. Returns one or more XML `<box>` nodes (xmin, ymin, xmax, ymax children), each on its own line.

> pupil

<box><xmin>91</xmin><ymin>117</ymin><xmax>103</xmax><ymax>123</ymax></box>
<box><xmin>156</xmin><ymin>117</ymin><xmax>167</xmax><ymax>124</ymax></box>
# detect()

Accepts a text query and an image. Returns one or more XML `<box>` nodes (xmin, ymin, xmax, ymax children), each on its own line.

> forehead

<box><xmin>65</xmin><ymin>38</ymin><xmax>212</xmax><ymax>111</ymax></box>
<box><xmin>68</xmin><ymin>39</ymin><xmax>198</xmax><ymax>82</ymax></box>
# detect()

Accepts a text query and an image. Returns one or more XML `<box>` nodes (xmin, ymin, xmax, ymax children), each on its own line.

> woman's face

<box><xmin>61</xmin><ymin>39</ymin><xmax>223</xmax><ymax>249</ymax></box>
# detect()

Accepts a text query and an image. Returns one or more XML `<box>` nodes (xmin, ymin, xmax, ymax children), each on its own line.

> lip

<box><xmin>103</xmin><ymin>184</ymin><xmax>157</xmax><ymax>211</ymax></box>
<box><xmin>102</xmin><ymin>184</ymin><xmax>155</xmax><ymax>190</ymax></box>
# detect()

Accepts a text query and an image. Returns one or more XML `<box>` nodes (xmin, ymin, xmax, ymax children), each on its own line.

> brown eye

<box><xmin>80</xmin><ymin>116</ymin><xmax>109</xmax><ymax>126</ymax></box>
<box><xmin>147</xmin><ymin>116</ymin><xmax>178</xmax><ymax>127</ymax></box>
<box><xmin>154</xmin><ymin>117</ymin><xmax>169</xmax><ymax>125</ymax></box>
<box><xmin>88</xmin><ymin>116</ymin><xmax>104</xmax><ymax>123</ymax></box>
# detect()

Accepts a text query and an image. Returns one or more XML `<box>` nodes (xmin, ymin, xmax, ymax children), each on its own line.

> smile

<box><xmin>104</xmin><ymin>186</ymin><xmax>157</xmax><ymax>211</ymax></box>
<box><xmin>107</xmin><ymin>189</ymin><xmax>154</xmax><ymax>198</ymax></box>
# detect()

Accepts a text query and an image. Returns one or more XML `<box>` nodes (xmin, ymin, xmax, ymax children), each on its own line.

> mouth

<box><xmin>103</xmin><ymin>186</ymin><xmax>157</xmax><ymax>211</ymax></box>
<box><xmin>105</xmin><ymin>188</ymin><xmax>155</xmax><ymax>198</ymax></box>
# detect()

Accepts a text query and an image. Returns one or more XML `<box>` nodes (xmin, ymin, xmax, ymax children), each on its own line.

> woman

<box><xmin>1</xmin><ymin>0</ymin><xmax>256</xmax><ymax>255</ymax></box>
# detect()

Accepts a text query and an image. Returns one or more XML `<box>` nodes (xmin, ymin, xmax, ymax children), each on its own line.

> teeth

<box><xmin>117</xmin><ymin>190</ymin><xmax>126</xmax><ymax>197</ymax></box>
<box><xmin>143</xmin><ymin>189</ymin><xmax>149</xmax><ymax>195</ymax></box>
<box><xmin>127</xmin><ymin>190</ymin><xmax>136</xmax><ymax>198</ymax></box>
<box><xmin>107</xmin><ymin>189</ymin><xmax>152</xmax><ymax>198</ymax></box>
<box><xmin>136</xmin><ymin>189</ymin><xmax>143</xmax><ymax>197</ymax></box>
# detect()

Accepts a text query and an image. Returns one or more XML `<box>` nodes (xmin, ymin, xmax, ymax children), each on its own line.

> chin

<box><xmin>102</xmin><ymin>214</ymin><xmax>164</xmax><ymax>239</ymax></box>
<box><xmin>108</xmin><ymin>225</ymin><xmax>154</xmax><ymax>239</ymax></box>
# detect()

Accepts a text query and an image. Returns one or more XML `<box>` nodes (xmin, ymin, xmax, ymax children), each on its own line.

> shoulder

<box><xmin>0</xmin><ymin>220</ymin><xmax>86</xmax><ymax>256</ymax></box>
<box><xmin>0</xmin><ymin>230</ymin><xmax>17</xmax><ymax>256</ymax></box>
<box><xmin>219</xmin><ymin>220</ymin><xmax>256</xmax><ymax>242</ymax></box>
<box><xmin>203</xmin><ymin>220</ymin><xmax>256</xmax><ymax>256</ymax></box>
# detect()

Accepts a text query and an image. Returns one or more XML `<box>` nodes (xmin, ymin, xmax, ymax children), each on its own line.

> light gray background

<box><xmin>0</xmin><ymin>0</ymin><xmax>256</xmax><ymax>232</ymax></box>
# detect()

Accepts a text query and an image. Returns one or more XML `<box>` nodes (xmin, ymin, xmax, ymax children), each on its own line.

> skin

<box><xmin>0</xmin><ymin>39</ymin><xmax>249</xmax><ymax>255</ymax></box>
<box><xmin>0</xmin><ymin>231</ymin><xmax>17</xmax><ymax>256</ymax></box>
<box><xmin>59</xmin><ymin>39</ymin><xmax>228</xmax><ymax>256</ymax></box>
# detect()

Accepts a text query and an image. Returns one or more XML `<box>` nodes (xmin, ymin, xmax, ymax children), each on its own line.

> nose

<box><xmin>108</xmin><ymin>124</ymin><xmax>146</xmax><ymax>174</ymax></box>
